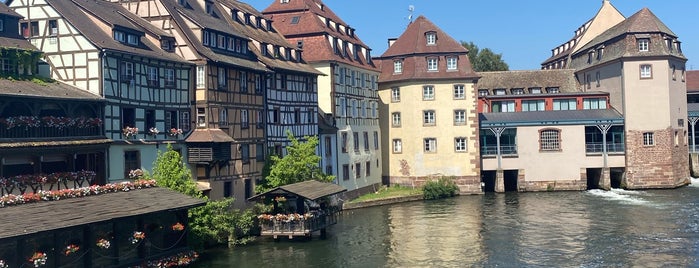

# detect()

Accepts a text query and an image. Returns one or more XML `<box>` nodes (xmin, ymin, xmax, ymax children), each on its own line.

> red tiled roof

<box><xmin>261</xmin><ymin>0</ymin><xmax>376</xmax><ymax>71</ymax></box>
<box><xmin>687</xmin><ymin>70</ymin><xmax>699</xmax><ymax>92</ymax></box>
<box><xmin>376</xmin><ymin>16</ymin><xmax>478</xmax><ymax>83</ymax></box>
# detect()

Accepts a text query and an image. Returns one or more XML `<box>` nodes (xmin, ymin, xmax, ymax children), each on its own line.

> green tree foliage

<box><xmin>423</xmin><ymin>176</ymin><xmax>460</xmax><ymax>200</ymax></box>
<box><xmin>256</xmin><ymin>131</ymin><xmax>334</xmax><ymax>193</ymax></box>
<box><xmin>461</xmin><ymin>41</ymin><xmax>509</xmax><ymax>72</ymax></box>
<box><xmin>151</xmin><ymin>144</ymin><xmax>203</xmax><ymax>198</ymax></box>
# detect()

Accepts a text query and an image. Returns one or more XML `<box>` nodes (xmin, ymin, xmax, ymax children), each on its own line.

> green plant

<box><xmin>422</xmin><ymin>176</ymin><xmax>459</xmax><ymax>200</ymax></box>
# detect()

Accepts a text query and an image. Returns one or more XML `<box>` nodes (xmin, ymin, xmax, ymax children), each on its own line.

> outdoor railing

<box><xmin>481</xmin><ymin>145</ymin><xmax>518</xmax><ymax>156</ymax></box>
<box><xmin>0</xmin><ymin>126</ymin><xmax>101</xmax><ymax>139</ymax></box>
<box><xmin>585</xmin><ymin>143</ymin><xmax>625</xmax><ymax>154</ymax></box>
<box><xmin>259</xmin><ymin>212</ymin><xmax>338</xmax><ymax>235</ymax></box>
<box><xmin>0</xmin><ymin>170</ymin><xmax>98</xmax><ymax>196</ymax></box>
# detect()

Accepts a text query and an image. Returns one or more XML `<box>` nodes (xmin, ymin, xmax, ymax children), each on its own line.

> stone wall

<box><xmin>388</xmin><ymin>175</ymin><xmax>482</xmax><ymax>194</ymax></box>
<box><xmin>625</xmin><ymin>128</ymin><xmax>690</xmax><ymax>189</ymax></box>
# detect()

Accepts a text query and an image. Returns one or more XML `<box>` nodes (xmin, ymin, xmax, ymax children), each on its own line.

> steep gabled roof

<box><xmin>376</xmin><ymin>16</ymin><xmax>478</xmax><ymax>83</ymax></box>
<box><xmin>687</xmin><ymin>70</ymin><xmax>699</xmax><ymax>93</ymax></box>
<box><xmin>263</xmin><ymin>0</ymin><xmax>348</xmax><ymax>26</ymax></box>
<box><xmin>45</xmin><ymin>0</ymin><xmax>188</xmax><ymax>64</ymax></box>
<box><xmin>576</xmin><ymin>8</ymin><xmax>681</xmax><ymax>55</ymax></box>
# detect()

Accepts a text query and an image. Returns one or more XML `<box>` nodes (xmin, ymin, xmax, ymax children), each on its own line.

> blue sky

<box><xmin>246</xmin><ymin>0</ymin><xmax>697</xmax><ymax>71</ymax></box>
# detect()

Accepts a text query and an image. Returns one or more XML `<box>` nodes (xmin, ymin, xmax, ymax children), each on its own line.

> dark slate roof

<box><xmin>0</xmin><ymin>187</ymin><xmax>205</xmax><ymax>239</ymax></box>
<box><xmin>0</xmin><ymin>36</ymin><xmax>38</xmax><ymax>51</ymax></box>
<box><xmin>261</xmin><ymin>0</ymin><xmax>377</xmax><ymax>71</ymax></box>
<box><xmin>477</xmin><ymin>69</ymin><xmax>579</xmax><ymax>94</ymax></box>
<box><xmin>0</xmin><ymin>79</ymin><xmax>103</xmax><ymax>100</ymax></box>
<box><xmin>158</xmin><ymin>0</ymin><xmax>269</xmax><ymax>72</ymax></box>
<box><xmin>185</xmin><ymin>128</ymin><xmax>234</xmax><ymax>143</ymax></box>
<box><xmin>0</xmin><ymin>2</ymin><xmax>22</xmax><ymax>18</ymax></box>
<box><xmin>249</xmin><ymin>180</ymin><xmax>346</xmax><ymax>201</ymax></box>
<box><xmin>687</xmin><ymin>70</ymin><xmax>699</xmax><ymax>92</ymax></box>
<box><xmin>376</xmin><ymin>16</ymin><xmax>479</xmax><ymax>83</ymax></box>
<box><xmin>576</xmin><ymin>8</ymin><xmax>682</xmax><ymax>58</ymax></box>
<box><xmin>218</xmin><ymin>0</ymin><xmax>322</xmax><ymax>75</ymax></box>
<box><xmin>46</xmin><ymin>0</ymin><xmax>189</xmax><ymax>64</ymax></box>
<box><xmin>480</xmin><ymin>109</ymin><xmax>623</xmax><ymax>127</ymax></box>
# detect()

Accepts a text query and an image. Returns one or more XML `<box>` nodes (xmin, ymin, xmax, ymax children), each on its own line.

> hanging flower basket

<box><xmin>96</xmin><ymin>238</ymin><xmax>111</xmax><ymax>249</ymax></box>
<box><xmin>29</xmin><ymin>252</ymin><xmax>47</xmax><ymax>267</ymax></box>
<box><xmin>64</xmin><ymin>244</ymin><xmax>79</xmax><ymax>256</ymax></box>
<box><xmin>171</xmin><ymin>222</ymin><xmax>185</xmax><ymax>231</ymax></box>
<box><xmin>0</xmin><ymin>259</ymin><xmax>8</xmax><ymax>268</ymax></box>
<box><xmin>148</xmin><ymin>127</ymin><xmax>160</xmax><ymax>136</ymax></box>
<box><xmin>123</xmin><ymin>126</ymin><xmax>138</xmax><ymax>138</ymax></box>
<box><xmin>168</xmin><ymin>128</ymin><xmax>183</xmax><ymax>137</ymax></box>
<box><xmin>129</xmin><ymin>231</ymin><xmax>145</xmax><ymax>244</ymax></box>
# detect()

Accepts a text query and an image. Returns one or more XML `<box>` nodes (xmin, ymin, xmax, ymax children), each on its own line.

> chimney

<box><xmin>388</xmin><ymin>38</ymin><xmax>397</xmax><ymax>47</ymax></box>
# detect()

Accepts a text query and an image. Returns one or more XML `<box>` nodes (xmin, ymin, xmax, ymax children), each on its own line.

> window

<box><xmin>423</xmin><ymin>110</ymin><xmax>436</xmax><ymax>126</ymax></box>
<box><xmin>147</xmin><ymin>66</ymin><xmax>158</xmax><ymax>87</ymax></box>
<box><xmin>426</xmin><ymin>32</ymin><xmax>436</xmax><ymax>45</ymax></box>
<box><xmin>447</xmin><ymin>57</ymin><xmax>457</xmax><ymax>70</ymax></box>
<box><xmin>454</xmin><ymin>110</ymin><xmax>466</xmax><ymax>125</ymax></box>
<box><xmin>424</xmin><ymin>138</ymin><xmax>437</xmax><ymax>153</ymax></box>
<box><xmin>255</xmin><ymin>144</ymin><xmax>265</xmax><ymax>161</ymax></box>
<box><xmin>241</xmin><ymin>144</ymin><xmax>250</xmax><ymax>163</ymax></box>
<box><xmin>166</xmin><ymin>110</ymin><xmax>178</xmax><ymax>131</ymax></box>
<box><xmin>196</xmin><ymin>66</ymin><xmax>205</xmax><ymax>88</ymax></box>
<box><xmin>255</xmin><ymin>74</ymin><xmax>263</xmax><ymax>94</ymax></box>
<box><xmin>127</xmin><ymin>34</ymin><xmax>139</xmax><ymax>46</ymax></box>
<box><xmin>223</xmin><ymin>181</ymin><xmax>232</xmax><ymax>198</ymax></box>
<box><xmin>341</xmin><ymin>132</ymin><xmax>348</xmax><ymax>153</ymax></box>
<box><xmin>394</xmin><ymin>60</ymin><xmax>403</xmax><ymax>74</ymax></box>
<box><xmin>342</xmin><ymin>165</ymin><xmax>350</xmax><ymax>181</ymax></box>
<box><xmin>539</xmin><ymin>129</ymin><xmax>561</xmax><ymax>151</ymax></box>
<box><xmin>583</xmin><ymin>98</ymin><xmax>607</xmax><ymax>109</ymax></box>
<box><xmin>392</xmin><ymin>139</ymin><xmax>402</xmax><ymax>153</ymax></box>
<box><xmin>257</xmin><ymin>110</ymin><xmax>264</xmax><ymax>128</ymax></box>
<box><xmin>353</xmin><ymin>132</ymin><xmax>359</xmax><ymax>152</ymax></box>
<box><xmin>682</xmin><ymin>69</ymin><xmax>686</xmax><ymax>82</ymax></box>
<box><xmin>240</xmin><ymin>71</ymin><xmax>248</xmax><ymax>93</ymax></box>
<box><xmin>596</xmin><ymin>72</ymin><xmax>601</xmax><ymax>87</ymax></box>
<box><xmin>48</xmin><ymin>20</ymin><xmax>58</xmax><ymax>36</ymax></box>
<box><xmin>643</xmin><ymin>132</ymin><xmax>654</xmax><ymax>146</ymax></box>
<box><xmin>197</xmin><ymin>107</ymin><xmax>206</xmax><ymax>127</ymax></box>
<box><xmin>324</xmin><ymin>137</ymin><xmax>332</xmax><ymax>156</ymax></box>
<box><xmin>453</xmin><ymin>85</ymin><xmax>465</xmax><ymax>99</ymax></box>
<box><xmin>492</xmin><ymin>101</ymin><xmax>515</xmax><ymax>112</ymax></box>
<box><xmin>219</xmin><ymin>108</ymin><xmax>228</xmax><ymax>127</ymax></box>
<box><xmin>30</xmin><ymin>21</ymin><xmax>38</xmax><ymax>37</ymax></box>
<box><xmin>512</xmin><ymin>88</ymin><xmax>524</xmax><ymax>95</ymax></box>
<box><xmin>553</xmin><ymin>99</ymin><xmax>576</xmax><ymax>110</ymax></box>
<box><xmin>290</xmin><ymin>16</ymin><xmax>300</xmax><ymax>24</ymax></box>
<box><xmin>355</xmin><ymin>163</ymin><xmax>361</xmax><ymax>178</ymax></box>
<box><xmin>120</xmin><ymin>61</ymin><xmax>134</xmax><ymax>81</ymax></box>
<box><xmin>640</xmin><ymin>64</ymin><xmax>652</xmax><ymax>79</ymax></box>
<box><xmin>391</xmin><ymin>87</ymin><xmax>401</xmax><ymax>102</ymax></box>
<box><xmin>521</xmin><ymin>100</ymin><xmax>545</xmax><ymax>111</ymax></box>
<box><xmin>494</xmin><ymin>89</ymin><xmax>506</xmax><ymax>95</ymax></box>
<box><xmin>478</xmin><ymin>89</ymin><xmax>489</xmax><ymax>96</ymax></box>
<box><xmin>366</xmin><ymin>161</ymin><xmax>371</xmax><ymax>177</ymax></box>
<box><xmin>122</xmin><ymin>108</ymin><xmax>136</xmax><ymax>130</ymax></box>
<box><xmin>392</xmin><ymin>112</ymin><xmax>401</xmax><ymax>127</ymax></box>
<box><xmin>124</xmin><ymin>151</ymin><xmax>141</xmax><ymax>180</ymax></box>
<box><xmin>586</xmin><ymin>74</ymin><xmax>592</xmax><ymax>89</ymax></box>
<box><xmin>529</xmin><ymin>87</ymin><xmax>542</xmax><ymax>94</ymax></box>
<box><xmin>455</xmin><ymin>138</ymin><xmax>467</xmax><ymax>152</ymax></box>
<box><xmin>546</xmin><ymin>87</ymin><xmax>559</xmax><ymax>93</ymax></box>
<box><xmin>164</xmin><ymin>68</ymin><xmax>176</xmax><ymax>87</ymax></box>
<box><xmin>145</xmin><ymin>110</ymin><xmax>155</xmax><ymax>132</ymax></box>
<box><xmin>218</xmin><ymin>67</ymin><xmax>227</xmax><ymax>89</ymax></box>
<box><xmin>423</xmin><ymin>86</ymin><xmax>435</xmax><ymax>100</ymax></box>
<box><xmin>363</xmin><ymin>132</ymin><xmax>370</xmax><ymax>151</ymax></box>
<box><xmin>245</xmin><ymin>179</ymin><xmax>253</xmax><ymax>199</ymax></box>
<box><xmin>181</xmin><ymin>111</ymin><xmax>190</xmax><ymax>132</ymax></box>
<box><xmin>272</xmin><ymin>108</ymin><xmax>280</xmax><ymax>125</ymax></box>
<box><xmin>638</xmin><ymin>38</ymin><xmax>649</xmax><ymax>52</ymax></box>
<box><xmin>373</xmin><ymin>131</ymin><xmax>379</xmax><ymax>150</ymax></box>
<box><xmin>217</xmin><ymin>35</ymin><xmax>226</xmax><ymax>49</ymax></box>
<box><xmin>241</xmin><ymin>110</ymin><xmax>249</xmax><ymax>128</ymax></box>
<box><xmin>672</xmin><ymin>65</ymin><xmax>676</xmax><ymax>81</ymax></box>
<box><xmin>427</xmin><ymin>58</ymin><xmax>438</xmax><ymax>71</ymax></box>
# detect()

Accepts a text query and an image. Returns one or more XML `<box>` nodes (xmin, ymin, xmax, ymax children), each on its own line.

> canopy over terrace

<box><xmin>248</xmin><ymin>180</ymin><xmax>347</xmax><ymax>202</ymax></box>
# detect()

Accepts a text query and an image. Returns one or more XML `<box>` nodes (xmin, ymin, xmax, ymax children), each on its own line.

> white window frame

<box><xmin>164</xmin><ymin>68</ymin><xmax>175</xmax><ymax>87</ymax></box>
<box><xmin>540</xmin><ymin>129</ymin><xmax>561</xmax><ymax>151</ymax></box>
<box><xmin>447</xmin><ymin>57</ymin><xmax>457</xmax><ymax>70</ymax></box>
<box><xmin>424</xmin><ymin>138</ymin><xmax>437</xmax><ymax>153</ymax></box>
<box><xmin>219</xmin><ymin>108</ymin><xmax>228</xmax><ymax>127</ymax></box>
<box><xmin>455</xmin><ymin>137</ymin><xmax>467</xmax><ymax>152</ymax></box>
<box><xmin>423</xmin><ymin>85</ymin><xmax>435</xmax><ymax>100</ymax></box>
<box><xmin>394</xmin><ymin>60</ymin><xmax>403</xmax><ymax>74</ymax></box>
<box><xmin>453</xmin><ymin>85</ymin><xmax>465</xmax><ymax>99</ymax></box>
<box><xmin>640</xmin><ymin>64</ymin><xmax>652</xmax><ymax>79</ymax></box>
<box><xmin>638</xmin><ymin>38</ymin><xmax>649</xmax><ymax>52</ymax></box>
<box><xmin>423</xmin><ymin>110</ymin><xmax>436</xmax><ymax>126</ymax></box>
<box><xmin>454</xmin><ymin>110</ymin><xmax>466</xmax><ymax>125</ymax></box>
<box><xmin>426</xmin><ymin>32</ymin><xmax>436</xmax><ymax>45</ymax></box>
<box><xmin>391</xmin><ymin>87</ymin><xmax>400</xmax><ymax>102</ymax></box>
<box><xmin>392</xmin><ymin>112</ymin><xmax>401</xmax><ymax>127</ymax></box>
<box><xmin>392</xmin><ymin>139</ymin><xmax>402</xmax><ymax>153</ymax></box>
<box><xmin>196</xmin><ymin>66</ymin><xmax>205</xmax><ymax>88</ymax></box>
<box><xmin>643</xmin><ymin>132</ymin><xmax>655</xmax><ymax>146</ymax></box>
<box><xmin>127</xmin><ymin>34</ymin><xmax>139</xmax><ymax>45</ymax></box>
<box><xmin>241</xmin><ymin>109</ymin><xmax>249</xmax><ymax>128</ymax></box>
<box><xmin>427</xmin><ymin>58</ymin><xmax>438</xmax><ymax>71</ymax></box>
<box><xmin>553</xmin><ymin>99</ymin><xmax>576</xmax><ymax>111</ymax></box>
<box><xmin>218</xmin><ymin>67</ymin><xmax>227</xmax><ymax>89</ymax></box>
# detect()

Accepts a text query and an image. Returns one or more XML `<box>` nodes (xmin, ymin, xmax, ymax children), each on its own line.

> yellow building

<box><xmin>375</xmin><ymin>16</ymin><xmax>481</xmax><ymax>193</ymax></box>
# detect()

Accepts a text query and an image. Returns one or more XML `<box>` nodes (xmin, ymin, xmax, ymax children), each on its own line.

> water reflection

<box><xmin>195</xmin><ymin>187</ymin><xmax>699</xmax><ymax>268</ymax></box>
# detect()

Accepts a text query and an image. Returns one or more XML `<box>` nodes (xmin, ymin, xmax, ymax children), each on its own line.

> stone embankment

<box><xmin>342</xmin><ymin>195</ymin><xmax>423</xmax><ymax>210</ymax></box>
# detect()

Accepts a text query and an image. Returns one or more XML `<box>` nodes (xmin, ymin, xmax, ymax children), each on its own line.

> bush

<box><xmin>422</xmin><ymin>177</ymin><xmax>459</xmax><ymax>200</ymax></box>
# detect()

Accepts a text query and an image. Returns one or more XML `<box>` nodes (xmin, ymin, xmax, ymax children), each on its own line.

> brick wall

<box><xmin>625</xmin><ymin>128</ymin><xmax>689</xmax><ymax>189</ymax></box>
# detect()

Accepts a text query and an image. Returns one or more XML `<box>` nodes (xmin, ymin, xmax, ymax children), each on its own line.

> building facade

<box><xmin>9</xmin><ymin>0</ymin><xmax>193</xmax><ymax>183</ymax></box>
<box><xmin>376</xmin><ymin>16</ymin><xmax>481</xmax><ymax>193</ymax></box>
<box><xmin>262</xmin><ymin>0</ymin><xmax>382</xmax><ymax>197</ymax></box>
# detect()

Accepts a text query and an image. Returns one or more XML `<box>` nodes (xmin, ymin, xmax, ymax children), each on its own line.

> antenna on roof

<box><xmin>407</xmin><ymin>5</ymin><xmax>415</xmax><ymax>25</ymax></box>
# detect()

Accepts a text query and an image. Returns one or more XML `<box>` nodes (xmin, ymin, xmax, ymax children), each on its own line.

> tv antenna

<box><xmin>407</xmin><ymin>5</ymin><xmax>415</xmax><ymax>24</ymax></box>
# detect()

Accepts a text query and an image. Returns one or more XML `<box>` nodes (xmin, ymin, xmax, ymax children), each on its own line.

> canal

<box><xmin>194</xmin><ymin>180</ymin><xmax>699</xmax><ymax>267</ymax></box>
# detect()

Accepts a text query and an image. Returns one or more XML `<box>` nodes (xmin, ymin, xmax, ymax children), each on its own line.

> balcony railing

<box><xmin>585</xmin><ymin>143</ymin><xmax>625</xmax><ymax>154</ymax></box>
<box><xmin>0</xmin><ymin>126</ymin><xmax>101</xmax><ymax>139</ymax></box>
<box><xmin>481</xmin><ymin>145</ymin><xmax>518</xmax><ymax>156</ymax></box>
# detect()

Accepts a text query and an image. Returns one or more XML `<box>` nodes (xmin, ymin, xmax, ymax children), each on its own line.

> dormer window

<box><xmin>638</xmin><ymin>38</ymin><xmax>649</xmax><ymax>52</ymax></box>
<box><xmin>127</xmin><ymin>34</ymin><xmax>139</xmax><ymax>46</ymax></box>
<box><xmin>512</xmin><ymin>88</ymin><xmax>524</xmax><ymax>95</ymax></box>
<box><xmin>202</xmin><ymin>31</ymin><xmax>209</xmax><ymax>45</ymax></box>
<box><xmin>245</xmin><ymin>14</ymin><xmax>251</xmax><ymax>25</ymax></box>
<box><xmin>546</xmin><ymin>87</ymin><xmax>560</xmax><ymax>93</ymax></box>
<box><xmin>205</xmin><ymin>1</ymin><xmax>213</xmax><ymax>15</ymax></box>
<box><xmin>114</xmin><ymin>31</ymin><xmax>125</xmax><ymax>42</ymax></box>
<box><xmin>161</xmin><ymin>39</ymin><xmax>174</xmax><ymax>52</ymax></box>
<box><xmin>217</xmin><ymin>35</ymin><xmax>225</xmax><ymax>49</ymax></box>
<box><xmin>426</xmin><ymin>32</ymin><xmax>436</xmax><ymax>45</ymax></box>
<box><xmin>478</xmin><ymin>89</ymin><xmax>489</xmax><ymax>97</ymax></box>
<box><xmin>260</xmin><ymin>43</ymin><xmax>267</xmax><ymax>56</ymax></box>
<box><xmin>530</xmin><ymin>87</ymin><xmax>542</xmax><ymax>94</ymax></box>
<box><xmin>393</xmin><ymin>60</ymin><xmax>403</xmax><ymax>74</ymax></box>
<box><xmin>446</xmin><ymin>56</ymin><xmax>457</xmax><ymax>70</ymax></box>
<box><xmin>178</xmin><ymin>0</ymin><xmax>186</xmax><ymax>7</ymax></box>
<box><xmin>227</xmin><ymin>37</ymin><xmax>235</xmax><ymax>51</ymax></box>
<box><xmin>291</xmin><ymin>16</ymin><xmax>300</xmax><ymax>24</ymax></box>
<box><xmin>494</xmin><ymin>89</ymin><xmax>506</xmax><ymax>95</ymax></box>
<box><xmin>280</xmin><ymin>0</ymin><xmax>289</xmax><ymax>3</ymax></box>
<box><xmin>427</xmin><ymin>58</ymin><xmax>438</xmax><ymax>71</ymax></box>
<box><xmin>267</xmin><ymin>21</ymin><xmax>273</xmax><ymax>31</ymax></box>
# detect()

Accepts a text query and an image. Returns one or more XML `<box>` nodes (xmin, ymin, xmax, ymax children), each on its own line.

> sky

<box><xmin>245</xmin><ymin>0</ymin><xmax>698</xmax><ymax>71</ymax></box>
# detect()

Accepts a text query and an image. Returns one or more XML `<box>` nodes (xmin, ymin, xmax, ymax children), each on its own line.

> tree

<box><xmin>461</xmin><ymin>41</ymin><xmax>509</xmax><ymax>72</ymax></box>
<box><xmin>151</xmin><ymin>144</ymin><xmax>203</xmax><ymax>198</ymax></box>
<box><xmin>256</xmin><ymin>131</ymin><xmax>334</xmax><ymax>193</ymax></box>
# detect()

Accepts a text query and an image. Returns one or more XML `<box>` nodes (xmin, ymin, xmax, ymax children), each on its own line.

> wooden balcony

<box><xmin>259</xmin><ymin>212</ymin><xmax>338</xmax><ymax>239</ymax></box>
<box><xmin>0</xmin><ymin>126</ymin><xmax>101</xmax><ymax>139</ymax></box>
<box><xmin>0</xmin><ymin>171</ymin><xmax>98</xmax><ymax>196</ymax></box>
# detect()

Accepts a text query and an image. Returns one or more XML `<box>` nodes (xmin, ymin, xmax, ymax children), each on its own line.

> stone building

<box><xmin>261</xmin><ymin>0</ymin><xmax>382</xmax><ymax>198</ymax></box>
<box><xmin>375</xmin><ymin>16</ymin><xmax>481</xmax><ymax>193</ymax></box>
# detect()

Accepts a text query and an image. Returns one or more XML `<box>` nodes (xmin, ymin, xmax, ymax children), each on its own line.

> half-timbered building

<box><xmin>375</xmin><ymin>16</ymin><xmax>481</xmax><ymax>193</ymax></box>
<box><xmin>262</xmin><ymin>0</ymin><xmax>381</xmax><ymax>198</ymax></box>
<box><xmin>114</xmin><ymin>0</ymin><xmax>272</xmax><ymax>206</ymax></box>
<box><xmin>0</xmin><ymin>4</ymin><xmax>109</xmax><ymax>189</ymax></box>
<box><xmin>8</xmin><ymin>0</ymin><xmax>194</xmax><ymax>183</ymax></box>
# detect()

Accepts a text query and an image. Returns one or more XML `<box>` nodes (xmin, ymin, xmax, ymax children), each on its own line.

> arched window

<box><xmin>539</xmin><ymin>128</ymin><xmax>561</xmax><ymax>151</ymax></box>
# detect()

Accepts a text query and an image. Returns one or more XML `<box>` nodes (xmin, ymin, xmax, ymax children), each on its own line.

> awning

<box><xmin>185</xmin><ymin>128</ymin><xmax>234</xmax><ymax>143</ymax></box>
<box><xmin>248</xmin><ymin>180</ymin><xmax>346</xmax><ymax>201</ymax></box>
<box><xmin>0</xmin><ymin>187</ymin><xmax>205</xmax><ymax>239</ymax></box>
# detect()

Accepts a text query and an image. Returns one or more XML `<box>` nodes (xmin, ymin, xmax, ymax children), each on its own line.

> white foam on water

<box><xmin>586</xmin><ymin>189</ymin><xmax>649</xmax><ymax>205</ymax></box>
<box><xmin>689</xmin><ymin>177</ymin><xmax>699</xmax><ymax>187</ymax></box>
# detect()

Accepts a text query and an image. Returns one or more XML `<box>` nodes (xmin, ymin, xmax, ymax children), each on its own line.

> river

<box><xmin>194</xmin><ymin>179</ymin><xmax>699</xmax><ymax>267</ymax></box>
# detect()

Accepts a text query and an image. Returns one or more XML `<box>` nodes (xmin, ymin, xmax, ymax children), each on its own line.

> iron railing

<box><xmin>585</xmin><ymin>143</ymin><xmax>625</xmax><ymax>153</ymax></box>
<box><xmin>480</xmin><ymin>145</ymin><xmax>518</xmax><ymax>156</ymax></box>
